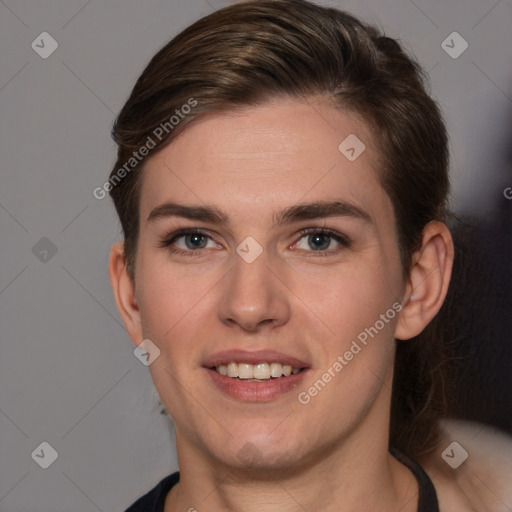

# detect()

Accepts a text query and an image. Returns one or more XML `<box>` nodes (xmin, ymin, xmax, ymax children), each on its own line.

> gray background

<box><xmin>0</xmin><ymin>0</ymin><xmax>510</xmax><ymax>510</ymax></box>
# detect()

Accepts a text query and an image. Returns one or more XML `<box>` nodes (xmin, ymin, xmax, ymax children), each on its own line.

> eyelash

<box><xmin>159</xmin><ymin>229</ymin><xmax>217</xmax><ymax>257</ymax></box>
<box><xmin>159</xmin><ymin>228</ymin><xmax>351</xmax><ymax>257</ymax></box>
<box><xmin>294</xmin><ymin>228</ymin><xmax>351</xmax><ymax>256</ymax></box>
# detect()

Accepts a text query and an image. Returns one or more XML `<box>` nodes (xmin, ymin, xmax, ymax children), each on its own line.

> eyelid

<box><xmin>293</xmin><ymin>227</ymin><xmax>351</xmax><ymax>248</ymax></box>
<box><xmin>159</xmin><ymin>228</ymin><xmax>220</xmax><ymax>251</ymax></box>
<box><xmin>159</xmin><ymin>227</ymin><xmax>351</xmax><ymax>257</ymax></box>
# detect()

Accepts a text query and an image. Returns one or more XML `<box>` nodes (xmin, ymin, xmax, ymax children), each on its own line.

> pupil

<box><xmin>309</xmin><ymin>233</ymin><xmax>330</xmax><ymax>250</ymax></box>
<box><xmin>186</xmin><ymin>233</ymin><xmax>206</xmax><ymax>249</ymax></box>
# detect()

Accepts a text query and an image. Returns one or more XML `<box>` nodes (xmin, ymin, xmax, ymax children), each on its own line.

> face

<box><xmin>128</xmin><ymin>98</ymin><xmax>407</xmax><ymax>470</ymax></box>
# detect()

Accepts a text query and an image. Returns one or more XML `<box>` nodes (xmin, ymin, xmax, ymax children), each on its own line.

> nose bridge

<box><xmin>218</xmin><ymin>247</ymin><xmax>290</xmax><ymax>331</ymax></box>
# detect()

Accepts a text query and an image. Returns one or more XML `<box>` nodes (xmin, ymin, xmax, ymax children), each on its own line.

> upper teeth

<box><xmin>215</xmin><ymin>362</ymin><xmax>301</xmax><ymax>380</ymax></box>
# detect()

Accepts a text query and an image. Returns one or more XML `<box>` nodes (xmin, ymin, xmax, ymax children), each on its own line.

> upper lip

<box><xmin>203</xmin><ymin>349</ymin><xmax>310</xmax><ymax>369</ymax></box>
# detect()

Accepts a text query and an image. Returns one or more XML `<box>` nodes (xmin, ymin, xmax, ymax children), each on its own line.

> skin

<box><xmin>421</xmin><ymin>420</ymin><xmax>512</xmax><ymax>511</ymax></box>
<box><xmin>110</xmin><ymin>98</ymin><xmax>455</xmax><ymax>511</ymax></box>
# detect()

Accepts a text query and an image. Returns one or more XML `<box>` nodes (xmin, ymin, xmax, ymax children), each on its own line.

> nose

<box><xmin>218</xmin><ymin>249</ymin><xmax>291</xmax><ymax>333</ymax></box>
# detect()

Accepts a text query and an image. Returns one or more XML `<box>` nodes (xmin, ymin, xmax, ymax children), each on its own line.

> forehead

<box><xmin>140</xmin><ymin>98</ymin><xmax>390</xmax><ymax>224</ymax></box>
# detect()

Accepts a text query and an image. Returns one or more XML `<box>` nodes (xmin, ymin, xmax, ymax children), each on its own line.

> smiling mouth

<box><xmin>212</xmin><ymin>362</ymin><xmax>304</xmax><ymax>380</ymax></box>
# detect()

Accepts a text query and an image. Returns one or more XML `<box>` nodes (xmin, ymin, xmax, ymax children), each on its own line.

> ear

<box><xmin>109</xmin><ymin>242</ymin><xmax>143</xmax><ymax>346</ymax></box>
<box><xmin>395</xmin><ymin>221</ymin><xmax>454</xmax><ymax>340</ymax></box>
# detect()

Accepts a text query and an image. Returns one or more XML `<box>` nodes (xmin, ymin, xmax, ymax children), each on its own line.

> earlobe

<box><xmin>395</xmin><ymin>221</ymin><xmax>454</xmax><ymax>340</ymax></box>
<box><xmin>108</xmin><ymin>242</ymin><xmax>143</xmax><ymax>345</ymax></box>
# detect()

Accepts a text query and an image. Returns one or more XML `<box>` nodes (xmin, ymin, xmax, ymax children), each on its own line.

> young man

<box><xmin>108</xmin><ymin>2</ymin><xmax>512</xmax><ymax>510</ymax></box>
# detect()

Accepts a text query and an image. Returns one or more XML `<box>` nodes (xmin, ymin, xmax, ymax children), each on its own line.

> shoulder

<box><xmin>419</xmin><ymin>419</ymin><xmax>512</xmax><ymax>512</ymax></box>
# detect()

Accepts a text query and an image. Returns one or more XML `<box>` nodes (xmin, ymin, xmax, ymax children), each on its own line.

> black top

<box><xmin>125</xmin><ymin>472</ymin><xmax>179</xmax><ymax>512</ymax></box>
<box><xmin>390</xmin><ymin>447</ymin><xmax>440</xmax><ymax>511</ymax></box>
<box><xmin>124</xmin><ymin>449</ymin><xmax>439</xmax><ymax>512</ymax></box>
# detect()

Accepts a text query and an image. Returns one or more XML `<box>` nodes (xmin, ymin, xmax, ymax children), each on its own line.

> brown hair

<box><xmin>109</xmin><ymin>0</ymin><xmax>452</xmax><ymax>460</ymax></box>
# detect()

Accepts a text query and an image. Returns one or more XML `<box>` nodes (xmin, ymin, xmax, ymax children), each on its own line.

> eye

<box><xmin>160</xmin><ymin>229</ymin><xmax>221</xmax><ymax>255</ymax></box>
<box><xmin>178</xmin><ymin>232</ymin><xmax>213</xmax><ymax>250</ymax></box>
<box><xmin>292</xmin><ymin>228</ymin><xmax>350</xmax><ymax>253</ymax></box>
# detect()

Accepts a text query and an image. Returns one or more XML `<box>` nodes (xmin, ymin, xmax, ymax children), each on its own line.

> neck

<box><xmin>165</xmin><ymin>369</ymin><xmax>418</xmax><ymax>512</ymax></box>
<box><xmin>166</xmin><ymin>425</ymin><xmax>418</xmax><ymax>511</ymax></box>
<box><xmin>168</xmin><ymin>450</ymin><xmax>417</xmax><ymax>512</ymax></box>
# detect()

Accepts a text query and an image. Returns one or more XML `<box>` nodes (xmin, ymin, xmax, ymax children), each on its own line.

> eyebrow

<box><xmin>147</xmin><ymin>202</ymin><xmax>229</xmax><ymax>224</ymax></box>
<box><xmin>147</xmin><ymin>200</ymin><xmax>372</xmax><ymax>226</ymax></box>
<box><xmin>274</xmin><ymin>200</ymin><xmax>372</xmax><ymax>225</ymax></box>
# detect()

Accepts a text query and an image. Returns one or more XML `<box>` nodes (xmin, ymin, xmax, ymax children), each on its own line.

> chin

<box><xmin>225</xmin><ymin>444</ymin><xmax>303</xmax><ymax>473</ymax></box>
<box><xmin>206</xmin><ymin>429</ymin><xmax>308</xmax><ymax>473</ymax></box>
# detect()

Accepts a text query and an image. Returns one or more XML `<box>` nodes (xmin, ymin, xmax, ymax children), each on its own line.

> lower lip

<box><xmin>205</xmin><ymin>368</ymin><xmax>308</xmax><ymax>402</ymax></box>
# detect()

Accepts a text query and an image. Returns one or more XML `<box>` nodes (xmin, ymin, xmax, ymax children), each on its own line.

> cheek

<box><xmin>135</xmin><ymin>260</ymin><xmax>220</xmax><ymax>422</ymax></box>
<box><xmin>296</xmin><ymin>265</ymin><xmax>399</xmax><ymax>425</ymax></box>
<box><xmin>292</xmin><ymin>251</ymin><xmax>402</xmax><ymax>411</ymax></box>
<box><xmin>134</xmin><ymin>248</ymin><xmax>220</xmax><ymax>354</ymax></box>
<box><xmin>139</xmin><ymin>278</ymin><xmax>216</xmax><ymax>345</ymax></box>
<box><xmin>292</xmin><ymin>255</ymin><xmax>400</xmax><ymax>339</ymax></box>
